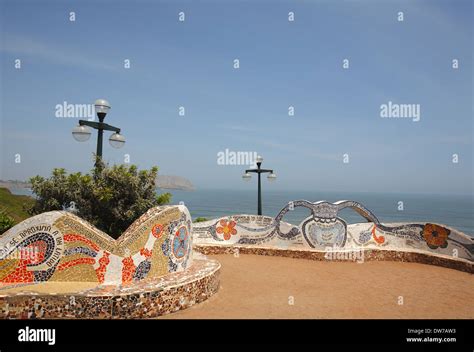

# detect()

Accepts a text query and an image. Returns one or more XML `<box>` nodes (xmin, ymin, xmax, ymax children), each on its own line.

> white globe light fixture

<box><xmin>72</xmin><ymin>125</ymin><xmax>92</xmax><ymax>142</ymax></box>
<box><xmin>267</xmin><ymin>173</ymin><xmax>277</xmax><ymax>182</ymax></box>
<box><xmin>242</xmin><ymin>172</ymin><xmax>252</xmax><ymax>181</ymax></box>
<box><xmin>109</xmin><ymin>132</ymin><xmax>126</xmax><ymax>149</ymax></box>
<box><xmin>256</xmin><ymin>155</ymin><xmax>263</xmax><ymax>164</ymax></box>
<box><xmin>94</xmin><ymin>99</ymin><xmax>111</xmax><ymax>116</ymax></box>
<box><xmin>72</xmin><ymin>98</ymin><xmax>125</xmax><ymax>165</ymax></box>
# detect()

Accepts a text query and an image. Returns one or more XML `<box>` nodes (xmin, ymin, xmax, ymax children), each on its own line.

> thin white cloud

<box><xmin>2</xmin><ymin>34</ymin><xmax>117</xmax><ymax>71</ymax></box>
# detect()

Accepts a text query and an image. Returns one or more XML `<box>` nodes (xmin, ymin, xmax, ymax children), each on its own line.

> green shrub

<box><xmin>194</xmin><ymin>217</ymin><xmax>209</xmax><ymax>223</ymax></box>
<box><xmin>27</xmin><ymin>160</ymin><xmax>171</xmax><ymax>239</ymax></box>
<box><xmin>0</xmin><ymin>208</ymin><xmax>15</xmax><ymax>234</ymax></box>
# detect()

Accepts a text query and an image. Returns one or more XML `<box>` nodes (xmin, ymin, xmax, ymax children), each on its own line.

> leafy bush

<box><xmin>194</xmin><ymin>217</ymin><xmax>209</xmax><ymax>223</ymax></box>
<box><xmin>27</xmin><ymin>160</ymin><xmax>171</xmax><ymax>238</ymax></box>
<box><xmin>0</xmin><ymin>208</ymin><xmax>15</xmax><ymax>234</ymax></box>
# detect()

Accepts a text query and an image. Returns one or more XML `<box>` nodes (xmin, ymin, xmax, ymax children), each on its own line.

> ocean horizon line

<box><xmin>164</xmin><ymin>187</ymin><xmax>473</xmax><ymax>198</ymax></box>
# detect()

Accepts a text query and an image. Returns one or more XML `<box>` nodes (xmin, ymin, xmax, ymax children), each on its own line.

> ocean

<box><xmin>166</xmin><ymin>189</ymin><xmax>474</xmax><ymax>236</ymax></box>
<box><xmin>10</xmin><ymin>188</ymin><xmax>473</xmax><ymax>236</ymax></box>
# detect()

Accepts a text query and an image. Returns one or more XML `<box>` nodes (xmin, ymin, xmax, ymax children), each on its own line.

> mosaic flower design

<box><xmin>216</xmin><ymin>219</ymin><xmax>237</xmax><ymax>240</ymax></box>
<box><xmin>151</xmin><ymin>224</ymin><xmax>164</xmax><ymax>239</ymax></box>
<box><xmin>423</xmin><ymin>223</ymin><xmax>450</xmax><ymax>249</ymax></box>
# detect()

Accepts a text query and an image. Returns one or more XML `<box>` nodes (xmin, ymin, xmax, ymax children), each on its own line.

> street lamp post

<box><xmin>242</xmin><ymin>155</ymin><xmax>276</xmax><ymax>215</ymax></box>
<box><xmin>72</xmin><ymin>99</ymin><xmax>125</xmax><ymax>165</ymax></box>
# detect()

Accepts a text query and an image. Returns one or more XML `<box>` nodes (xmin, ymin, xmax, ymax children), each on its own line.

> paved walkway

<box><xmin>163</xmin><ymin>253</ymin><xmax>474</xmax><ymax>319</ymax></box>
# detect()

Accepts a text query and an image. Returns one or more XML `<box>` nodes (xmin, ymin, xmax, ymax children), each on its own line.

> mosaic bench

<box><xmin>193</xmin><ymin>200</ymin><xmax>473</xmax><ymax>273</ymax></box>
<box><xmin>0</xmin><ymin>205</ymin><xmax>220</xmax><ymax>318</ymax></box>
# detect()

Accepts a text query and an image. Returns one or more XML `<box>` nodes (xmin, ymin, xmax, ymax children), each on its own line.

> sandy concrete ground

<box><xmin>163</xmin><ymin>253</ymin><xmax>474</xmax><ymax>319</ymax></box>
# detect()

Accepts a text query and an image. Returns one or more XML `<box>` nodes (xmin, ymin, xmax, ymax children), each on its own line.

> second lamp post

<box><xmin>242</xmin><ymin>156</ymin><xmax>276</xmax><ymax>215</ymax></box>
<box><xmin>72</xmin><ymin>99</ymin><xmax>125</xmax><ymax>165</ymax></box>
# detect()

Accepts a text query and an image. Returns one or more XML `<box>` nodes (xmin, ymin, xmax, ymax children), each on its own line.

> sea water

<box><xmin>10</xmin><ymin>188</ymin><xmax>473</xmax><ymax>236</ymax></box>
<box><xmin>167</xmin><ymin>189</ymin><xmax>474</xmax><ymax>236</ymax></box>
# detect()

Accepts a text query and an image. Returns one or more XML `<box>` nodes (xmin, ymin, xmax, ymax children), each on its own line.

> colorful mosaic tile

<box><xmin>0</xmin><ymin>205</ymin><xmax>193</xmax><ymax>286</ymax></box>
<box><xmin>0</xmin><ymin>257</ymin><xmax>220</xmax><ymax>319</ymax></box>
<box><xmin>193</xmin><ymin>200</ymin><xmax>474</xmax><ymax>264</ymax></box>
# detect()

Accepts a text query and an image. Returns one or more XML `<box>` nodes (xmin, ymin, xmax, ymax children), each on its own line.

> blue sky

<box><xmin>0</xmin><ymin>0</ymin><xmax>472</xmax><ymax>194</ymax></box>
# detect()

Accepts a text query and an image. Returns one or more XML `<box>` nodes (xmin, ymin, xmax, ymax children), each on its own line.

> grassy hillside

<box><xmin>0</xmin><ymin>187</ymin><xmax>34</xmax><ymax>223</ymax></box>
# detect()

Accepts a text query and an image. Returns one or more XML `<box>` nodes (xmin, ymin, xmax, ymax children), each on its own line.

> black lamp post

<box><xmin>72</xmin><ymin>99</ymin><xmax>125</xmax><ymax>165</ymax></box>
<box><xmin>242</xmin><ymin>156</ymin><xmax>276</xmax><ymax>215</ymax></box>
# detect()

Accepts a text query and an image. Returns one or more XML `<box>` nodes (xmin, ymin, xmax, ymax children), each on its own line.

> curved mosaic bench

<box><xmin>0</xmin><ymin>205</ymin><xmax>220</xmax><ymax>318</ymax></box>
<box><xmin>193</xmin><ymin>200</ymin><xmax>474</xmax><ymax>273</ymax></box>
<box><xmin>0</xmin><ymin>254</ymin><xmax>220</xmax><ymax>319</ymax></box>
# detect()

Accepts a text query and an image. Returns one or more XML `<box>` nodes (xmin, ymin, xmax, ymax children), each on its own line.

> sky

<box><xmin>0</xmin><ymin>0</ymin><xmax>472</xmax><ymax>194</ymax></box>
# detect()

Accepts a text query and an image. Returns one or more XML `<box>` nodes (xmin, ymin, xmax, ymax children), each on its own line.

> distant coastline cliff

<box><xmin>0</xmin><ymin>180</ymin><xmax>31</xmax><ymax>190</ymax></box>
<box><xmin>156</xmin><ymin>175</ymin><xmax>195</xmax><ymax>191</ymax></box>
